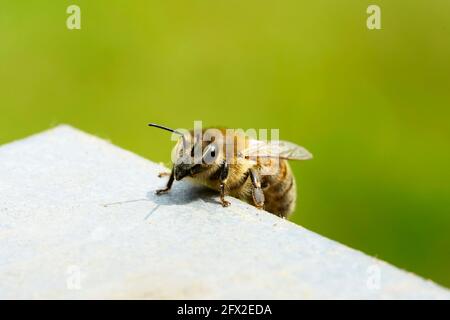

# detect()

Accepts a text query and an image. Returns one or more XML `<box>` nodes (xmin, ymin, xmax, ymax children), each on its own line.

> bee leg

<box><xmin>156</xmin><ymin>168</ymin><xmax>174</xmax><ymax>195</ymax></box>
<box><xmin>158</xmin><ymin>172</ymin><xmax>171</xmax><ymax>178</ymax></box>
<box><xmin>249</xmin><ymin>168</ymin><xmax>265</xmax><ymax>209</ymax></box>
<box><xmin>219</xmin><ymin>160</ymin><xmax>231</xmax><ymax>207</ymax></box>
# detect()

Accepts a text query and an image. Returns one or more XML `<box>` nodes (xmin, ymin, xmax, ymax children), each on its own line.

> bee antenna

<box><xmin>148</xmin><ymin>123</ymin><xmax>188</xmax><ymax>149</ymax></box>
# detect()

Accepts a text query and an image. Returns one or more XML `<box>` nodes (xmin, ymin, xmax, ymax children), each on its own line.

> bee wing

<box><xmin>239</xmin><ymin>139</ymin><xmax>313</xmax><ymax>160</ymax></box>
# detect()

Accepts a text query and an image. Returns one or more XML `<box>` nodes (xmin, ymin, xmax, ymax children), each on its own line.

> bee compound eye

<box><xmin>202</xmin><ymin>144</ymin><xmax>218</xmax><ymax>164</ymax></box>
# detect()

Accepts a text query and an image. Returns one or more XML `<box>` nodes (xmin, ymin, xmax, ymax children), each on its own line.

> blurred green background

<box><xmin>1</xmin><ymin>1</ymin><xmax>449</xmax><ymax>287</ymax></box>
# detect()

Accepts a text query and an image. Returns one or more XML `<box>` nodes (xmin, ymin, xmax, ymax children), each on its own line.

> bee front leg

<box><xmin>219</xmin><ymin>160</ymin><xmax>230</xmax><ymax>207</ymax></box>
<box><xmin>249</xmin><ymin>167</ymin><xmax>265</xmax><ymax>209</ymax></box>
<box><xmin>156</xmin><ymin>167</ymin><xmax>174</xmax><ymax>195</ymax></box>
<box><xmin>158</xmin><ymin>172</ymin><xmax>171</xmax><ymax>178</ymax></box>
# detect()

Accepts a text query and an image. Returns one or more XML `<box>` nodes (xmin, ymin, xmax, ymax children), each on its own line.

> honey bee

<box><xmin>148</xmin><ymin>123</ymin><xmax>312</xmax><ymax>218</ymax></box>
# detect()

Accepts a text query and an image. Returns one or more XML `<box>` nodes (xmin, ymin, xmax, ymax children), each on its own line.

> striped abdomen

<box><xmin>261</xmin><ymin>160</ymin><xmax>297</xmax><ymax>218</ymax></box>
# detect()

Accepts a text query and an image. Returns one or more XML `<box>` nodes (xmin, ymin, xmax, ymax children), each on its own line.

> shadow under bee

<box><xmin>146</xmin><ymin>183</ymin><xmax>220</xmax><ymax>207</ymax></box>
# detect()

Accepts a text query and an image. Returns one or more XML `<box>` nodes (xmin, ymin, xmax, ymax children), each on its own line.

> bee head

<box><xmin>173</xmin><ymin>134</ymin><xmax>222</xmax><ymax>181</ymax></box>
<box><xmin>148</xmin><ymin>123</ymin><xmax>224</xmax><ymax>181</ymax></box>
